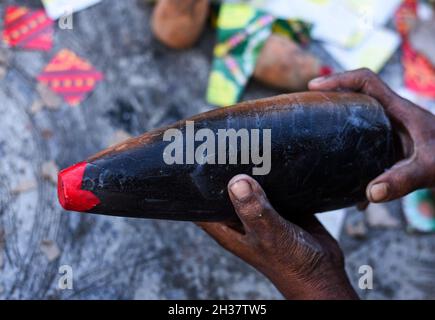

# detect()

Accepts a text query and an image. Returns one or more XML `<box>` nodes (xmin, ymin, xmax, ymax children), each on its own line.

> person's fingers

<box><xmin>309</xmin><ymin>68</ymin><xmax>435</xmax><ymax>200</ymax></box>
<box><xmin>308</xmin><ymin>68</ymin><xmax>402</xmax><ymax>113</ymax></box>
<box><xmin>308</xmin><ymin>68</ymin><xmax>388</xmax><ymax>94</ymax></box>
<box><xmin>227</xmin><ymin>174</ymin><xmax>281</xmax><ymax>235</ymax></box>
<box><xmin>195</xmin><ymin>221</ymin><xmax>245</xmax><ymax>252</ymax></box>
<box><xmin>366</xmin><ymin>158</ymin><xmax>424</xmax><ymax>202</ymax></box>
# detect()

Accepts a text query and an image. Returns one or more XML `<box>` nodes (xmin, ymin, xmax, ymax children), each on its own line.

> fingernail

<box><xmin>368</xmin><ymin>183</ymin><xmax>389</xmax><ymax>202</ymax></box>
<box><xmin>230</xmin><ymin>180</ymin><xmax>252</xmax><ymax>201</ymax></box>
<box><xmin>309</xmin><ymin>76</ymin><xmax>326</xmax><ymax>85</ymax></box>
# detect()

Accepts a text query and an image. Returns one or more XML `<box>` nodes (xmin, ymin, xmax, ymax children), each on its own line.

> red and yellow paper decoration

<box><xmin>395</xmin><ymin>0</ymin><xmax>435</xmax><ymax>99</ymax></box>
<box><xmin>37</xmin><ymin>49</ymin><xmax>104</xmax><ymax>106</ymax></box>
<box><xmin>2</xmin><ymin>5</ymin><xmax>54</xmax><ymax>51</ymax></box>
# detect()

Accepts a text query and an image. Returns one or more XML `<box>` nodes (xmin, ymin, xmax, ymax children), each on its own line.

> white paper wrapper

<box><xmin>41</xmin><ymin>0</ymin><xmax>102</xmax><ymax>20</ymax></box>
<box><xmin>323</xmin><ymin>28</ymin><xmax>401</xmax><ymax>73</ymax></box>
<box><xmin>245</xmin><ymin>0</ymin><xmax>402</xmax><ymax>48</ymax></box>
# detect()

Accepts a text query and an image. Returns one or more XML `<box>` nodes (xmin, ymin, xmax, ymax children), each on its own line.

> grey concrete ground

<box><xmin>0</xmin><ymin>0</ymin><xmax>434</xmax><ymax>299</ymax></box>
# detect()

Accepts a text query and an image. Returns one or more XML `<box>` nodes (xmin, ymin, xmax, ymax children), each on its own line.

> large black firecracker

<box><xmin>58</xmin><ymin>92</ymin><xmax>398</xmax><ymax>221</ymax></box>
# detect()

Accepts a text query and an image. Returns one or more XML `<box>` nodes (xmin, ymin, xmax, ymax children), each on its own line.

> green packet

<box><xmin>206</xmin><ymin>2</ymin><xmax>311</xmax><ymax>107</ymax></box>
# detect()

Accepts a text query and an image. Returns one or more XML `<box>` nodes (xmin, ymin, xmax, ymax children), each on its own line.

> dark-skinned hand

<box><xmin>197</xmin><ymin>174</ymin><xmax>358</xmax><ymax>300</ymax></box>
<box><xmin>309</xmin><ymin>68</ymin><xmax>435</xmax><ymax>203</ymax></box>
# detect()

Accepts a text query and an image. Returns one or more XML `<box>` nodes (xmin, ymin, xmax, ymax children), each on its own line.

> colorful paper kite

<box><xmin>2</xmin><ymin>5</ymin><xmax>54</xmax><ymax>51</ymax></box>
<box><xmin>37</xmin><ymin>49</ymin><xmax>104</xmax><ymax>106</ymax></box>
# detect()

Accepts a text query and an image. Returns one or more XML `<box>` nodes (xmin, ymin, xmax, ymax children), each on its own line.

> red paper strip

<box><xmin>2</xmin><ymin>5</ymin><xmax>54</xmax><ymax>51</ymax></box>
<box><xmin>37</xmin><ymin>49</ymin><xmax>104</xmax><ymax>106</ymax></box>
<box><xmin>395</xmin><ymin>0</ymin><xmax>435</xmax><ymax>99</ymax></box>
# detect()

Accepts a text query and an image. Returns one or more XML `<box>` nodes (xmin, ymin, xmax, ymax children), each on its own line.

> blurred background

<box><xmin>0</xmin><ymin>0</ymin><xmax>434</xmax><ymax>299</ymax></box>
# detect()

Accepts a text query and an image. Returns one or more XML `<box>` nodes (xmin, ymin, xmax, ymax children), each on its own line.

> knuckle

<box><xmin>357</xmin><ymin>67</ymin><xmax>375</xmax><ymax>78</ymax></box>
<box><xmin>244</xmin><ymin>192</ymin><xmax>274</xmax><ymax>218</ymax></box>
<box><xmin>357</xmin><ymin>68</ymin><xmax>379</xmax><ymax>88</ymax></box>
